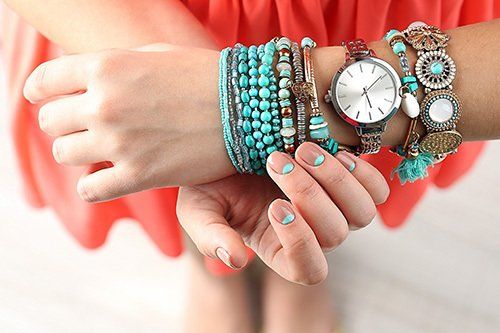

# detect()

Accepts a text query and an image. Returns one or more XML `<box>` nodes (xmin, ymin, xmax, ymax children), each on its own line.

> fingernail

<box><xmin>267</xmin><ymin>152</ymin><xmax>295</xmax><ymax>175</ymax></box>
<box><xmin>215</xmin><ymin>247</ymin><xmax>239</xmax><ymax>269</ymax></box>
<box><xmin>298</xmin><ymin>144</ymin><xmax>326</xmax><ymax>167</ymax></box>
<box><xmin>271</xmin><ymin>201</ymin><xmax>296</xmax><ymax>225</ymax></box>
<box><xmin>335</xmin><ymin>151</ymin><xmax>356</xmax><ymax>172</ymax></box>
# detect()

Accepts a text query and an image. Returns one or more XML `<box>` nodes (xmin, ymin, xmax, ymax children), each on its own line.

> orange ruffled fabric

<box><xmin>1</xmin><ymin>0</ymin><xmax>498</xmax><ymax>276</ymax></box>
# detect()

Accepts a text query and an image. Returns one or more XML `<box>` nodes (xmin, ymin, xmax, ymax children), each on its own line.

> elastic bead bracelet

<box><xmin>276</xmin><ymin>37</ymin><xmax>296</xmax><ymax>155</ymax></box>
<box><xmin>403</xmin><ymin>22</ymin><xmax>462</xmax><ymax>162</ymax></box>
<box><xmin>300</xmin><ymin>37</ymin><xmax>340</xmax><ymax>155</ymax></box>
<box><xmin>383</xmin><ymin>29</ymin><xmax>434</xmax><ymax>184</ymax></box>
<box><xmin>218</xmin><ymin>47</ymin><xmax>241</xmax><ymax>172</ymax></box>
<box><xmin>291</xmin><ymin>42</ymin><xmax>307</xmax><ymax>145</ymax></box>
<box><xmin>230</xmin><ymin>44</ymin><xmax>253</xmax><ymax>174</ymax></box>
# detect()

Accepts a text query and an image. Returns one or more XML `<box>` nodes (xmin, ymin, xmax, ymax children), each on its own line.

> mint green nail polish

<box><xmin>314</xmin><ymin>155</ymin><xmax>325</xmax><ymax>166</ymax></box>
<box><xmin>282</xmin><ymin>163</ymin><xmax>294</xmax><ymax>174</ymax></box>
<box><xmin>281</xmin><ymin>213</ymin><xmax>295</xmax><ymax>225</ymax></box>
<box><xmin>349</xmin><ymin>162</ymin><xmax>356</xmax><ymax>172</ymax></box>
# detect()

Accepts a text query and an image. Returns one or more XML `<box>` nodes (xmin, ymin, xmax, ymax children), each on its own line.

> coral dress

<box><xmin>2</xmin><ymin>0</ymin><xmax>498</xmax><ymax>276</ymax></box>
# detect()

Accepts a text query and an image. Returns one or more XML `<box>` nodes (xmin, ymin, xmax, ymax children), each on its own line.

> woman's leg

<box><xmin>184</xmin><ymin>249</ymin><xmax>255</xmax><ymax>333</ymax></box>
<box><xmin>261</xmin><ymin>266</ymin><xmax>337</xmax><ymax>333</ymax></box>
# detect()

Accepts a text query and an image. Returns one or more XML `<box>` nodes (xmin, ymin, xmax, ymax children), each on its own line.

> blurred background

<box><xmin>1</xmin><ymin>51</ymin><xmax>500</xmax><ymax>333</ymax></box>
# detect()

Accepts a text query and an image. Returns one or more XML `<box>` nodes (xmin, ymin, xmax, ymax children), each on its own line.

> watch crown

<box><xmin>324</xmin><ymin>91</ymin><xmax>332</xmax><ymax>103</ymax></box>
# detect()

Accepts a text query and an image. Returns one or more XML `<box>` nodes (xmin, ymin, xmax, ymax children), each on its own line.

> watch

<box><xmin>325</xmin><ymin>39</ymin><xmax>402</xmax><ymax>154</ymax></box>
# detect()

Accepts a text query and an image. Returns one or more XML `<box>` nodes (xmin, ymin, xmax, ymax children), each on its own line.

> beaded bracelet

<box><xmin>291</xmin><ymin>42</ymin><xmax>307</xmax><ymax>145</ymax></box>
<box><xmin>383</xmin><ymin>29</ymin><xmax>434</xmax><ymax>184</ymax></box>
<box><xmin>300</xmin><ymin>37</ymin><xmax>340</xmax><ymax>155</ymax></box>
<box><xmin>218</xmin><ymin>47</ymin><xmax>242</xmax><ymax>173</ymax></box>
<box><xmin>403</xmin><ymin>22</ymin><xmax>462</xmax><ymax>162</ymax></box>
<box><xmin>276</xmin><ymin>37</ymin><xmax>296</xmax><ymax>155</ymax></box>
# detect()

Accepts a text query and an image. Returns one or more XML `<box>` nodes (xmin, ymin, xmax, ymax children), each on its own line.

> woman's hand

<box><xmin>177</xmin><ymin>143</ymin><xmax>389</xmax><ymax>285</ymax></box>
<box><xmin>23</xmin><ymin>45</ymin><xmax>231</xmax><ymax>202</ymax></box>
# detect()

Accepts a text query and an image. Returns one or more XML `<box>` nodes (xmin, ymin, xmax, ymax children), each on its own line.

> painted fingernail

<box><xmin>271</xmin><ymin>201</ymin><xmax>296</xmax><ymax>225</ymax></box>
<box><xmin>215</xmin><ymin>247</ymin><xmax>239</xmax><ymax>269</ymax></box>
<box><xmin>335</xmin><ymin>151</ymin><xmax>356</xmax><ymax>172</ymax></box>
<box><xmin>267</xmin><ymin>152</ymin><xmax>295</xmax><ymax>175</ymax></box>
<box><xmin>299</xmin><ymin>144</ymin><xmax>326</xmax><ymax>167</ymax></box>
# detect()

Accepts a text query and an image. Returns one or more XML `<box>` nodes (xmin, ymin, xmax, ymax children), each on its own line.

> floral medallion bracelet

<box><xmin>403</xmin><ymin>22</ymin><xmax>463</xmax><ymax>161</ymax></box>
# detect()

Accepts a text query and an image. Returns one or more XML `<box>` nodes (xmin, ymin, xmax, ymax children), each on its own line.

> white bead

<box><xmin>429</xmin><ymin>98</ymin><xmax>454</xmax><ymax>123</ymax></box>
<box><xmin>401</xmin><ymin>93</ymin><xmax>420</xmax><ymax>118</ymax></box>
<box><xmin>280</xmin><ymin>127</ymin><xmax>296</xmax><ymax>138</ymax></box>
<box><xmin>276</xmin><ymin>62</ymin><xmax>292</xmax><ymax>72</ymax></box>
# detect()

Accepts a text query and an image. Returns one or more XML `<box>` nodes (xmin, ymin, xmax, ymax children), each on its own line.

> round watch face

<box><xmin>332</xmin><ymin>58</ymin><xmax>401</xmax><ymax>125</ymax></box>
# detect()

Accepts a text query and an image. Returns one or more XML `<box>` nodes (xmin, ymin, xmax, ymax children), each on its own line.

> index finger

<box><xmin>24</xmin><ymin>54</ymin><xmax>92</xmax><ymax>103</ymax></box>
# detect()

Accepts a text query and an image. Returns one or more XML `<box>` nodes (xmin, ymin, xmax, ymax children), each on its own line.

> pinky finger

<box><xmin>268</xmin><ymin>199</ymin><xmax>328</xmax><ymax>286</ymax></box>
<box><xmin>77</xmin><ymin>164</ymin><xmax>138</xmax><ymax>202</ymax></box>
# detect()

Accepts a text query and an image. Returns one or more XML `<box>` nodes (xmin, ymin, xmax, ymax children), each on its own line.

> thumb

<box><xmin>177</xmin><ymin>187</ymin><xmax>248</xmax><ymax>270</ymax></box>
<box><xmin>132</xmin><ymin>43</ymin><xmax>180</xmax><ymax>52</ymax></box>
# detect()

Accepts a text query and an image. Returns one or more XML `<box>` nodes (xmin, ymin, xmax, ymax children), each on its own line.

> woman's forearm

<box><xmin>3</xmin><ymin>0</ymin><xmax>216</xmax><ymax>52</ymax></box>
<box><xmin>314</xmin><ymin>19</ymin><xmax>500</xmax><ymax>146</ymax></box>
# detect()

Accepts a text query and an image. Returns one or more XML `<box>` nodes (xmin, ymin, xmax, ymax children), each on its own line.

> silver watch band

<box><xmin>358</xmin><ymin>131</ymin><xmax>383</xmax><ymax>155</ymax></box>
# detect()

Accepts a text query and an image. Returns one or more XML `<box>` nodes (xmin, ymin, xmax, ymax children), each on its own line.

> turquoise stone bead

<box><xmin>264</xmin><ymin>42</ymin><xmax>275</xmax><ymax>53</ymax></box>
<box><xmin>272</xmin><ymin>125</ymin><xmax>281</xmax><ymax>132</ymax></box>
<box><xmin>260</xmin><ymin>111</ymin><xmax>272</xmax><ymax>122</ymax></box>
<box><xmin>282</xmin><ymin>118</ymin><xmax>293</xmax><ymax>127</ymax></box>
<box><xmin>238</xmin><ymin>62</ymin><xmax>248</xmax><ymax>74</ymax></box>
<box><xmin>283</xmin><ymin>137</ymin><xmax>294</xmax><ymax>144</ymax></box>
<box><xmin>409</xmin><ymin>82</ymin><xmax>419</xmax><ymax>92</ymax></box>
<box><xmin>278</xmin><ymin>55</ymin><xmax>290</xmax><ymax>63</ymax></box>
<box><xmin>262</xmin><ymin>54</ymin><xmax>273</xmax><ymax>65</ymax></box>
<box><xmin>245</xmin><ymin>135</ymin><xmax>255</xmax><ymax>147</ymax></box>
<box><xmin>279</xmin><ymin>100</ymin><xmax>291</xmax><ymax>107</ymax></box>
<box><xmin>255</xmin><ymin>169</ymin><xmax>265</xmax><ymax>175</ymax></box>
<box><xmin>257</xmin><ymin>44</ymin><xmax>265</xmax><ymax>52</ymax></box>
<box><xmin>261</xmin><ymin>123</ymin><xmax>272</xmax><ymax>134</ymax></box>
<box><xmin>276</xmin><ymin>141</ymin><xmax>284</xmax><ymax>148</ymax></box>
<box><xmin>272</xmin><ymin>118</ymin><xmax>280</xmax><ymax>125</ymax></box>
<box><xmin>249</xmin><ymin>77</ymin><xmax>258</xmax><ymax>86</ymax></box>
<box><xmin>259</xmin><ymin>88</ymin><xmax>271</xmax><ymax>99</ymax></box>
<box><xmin>259</xmin><ymin>151</ymin><xmax>267</xmax><ymax>159</ymax></box>
<box><xmin>279</xmin><ymin>78</ymin><xmax>290</xmax><ymax>89</ymax></box>
<box><xmin>242</xmin><ymin>105</ymin><xmax>252</xmax><ymax>117</ymax></box>
<box><xmin>269</xmin><ymin>75</ymin><xmax>277</xmax><ymax>82</ymax></box>
<box><xmin>258</xmin><ymin>65</ymin><xmax>270</xmax><ymax>75</ymax></box>
<box><xmin>269</xmin><ymin>85</ymin><xmax>277</xmax><ymax>92</ymax></box>
<box><xmin>271</xmin><ymin>108</ymin><xmax>279</xmax><ymax>115</ymax></box>
<box><xmin>278</xmin><ymin>89</ymin><xmax>290</xmax><ymax>99</ymax></box>
<box><xmin>249</xmin><ymin>88</ymin><xmax>258</xmax><ymax>97</ymax></box>
<box><xmin>251</xmin><ymin>160</ymin><xmax>262</xmax><ymax>169</ymax></box>
<box><xmin>402</xmin><ymin>76</ymin><xmax>417</xmax><ymax>83</ymax></box>
<box><xmin>253</xmin><ymin>131</ymin><xmax>263</xmax><ymax>140</ymax></box>
<box><xmin>249</xmin><ymin>99</ymin><xmax>259</xmax><ymax>109</ymax></box>
<box><xmin>238</xmin><ymin>53</ymin><xmax>247</xmax><ymax>61</ymax></box>
<box><xmin>263</xmin><ymin>135</ymin><xmax>274</xmax><ymax>145</ymax></box>
<box><xmin>249</xmin><ymin>45</ymin><xmax>257</xmax><ymax>52</ymax></box>
<box><xmin>274</xmin><ymin>133</ymin><xmax>282</xmax><ymax>139</ymax></box>
<box><xmin>256</xmin><ymin>142</ymin><xmax>265</xmax><ymax>150</ymax></box>
<box><xmin>392</xmin><ymin>41</ymin><xmax>406</xmax><ymax>54</ymax></box>
<box><xmin>249</xmin><ymin>149</ymin><xmax>258</xmax><ymax>160</ymax></box>
<box><xmin>384</xmin><ymin>29</ymin><xmax>399</xmax><ymax>41</ymax></box>
<box><xmin>251</xmin><ymin>110</ymin><xmax>260</xmax><ymax>119</ymax></box>
<box><xmin>238</xmin><ymin>75</ymin><xmax>248</xmax><ymax>88</ymax></box>
<box><xmin>310</xmin><ymin>116</ymin><xmax>325</xmax><ymax>125</ymax></box>
<box><xmin>248</xmin><ymin>59</ymin><xmax>258</xmax><ymax>67</ymax></box>
<box><xmin>258</xmin><ymin>75</ymin><xmax>270</xmax><ymax>87</ymax></box>
<box><xmin>310</xmin><ymin>126</ymin><xmax>330</xmax><ymax>139</ymax></box>
<box><xmin>252</xmin><ymin>120</ymin><xmax>261</xmax><ymax>129</ymax></box>
<box><xmin>248</xmin><ymin>52</ymin><xmax>258</xmax><ymax>60</ymax></box>
<box><xmin>241</xmin><ymin>91</ymin><xmax>250</xmax><ymax>103</ymax></box>
<box><xmin>259</xmin><ymin>100</ymin><xmax>271</xmax><ymax>111</ymax></box>
<box><xmin>248</xmin><ymin>67</ymin><xmax>258</xmax><ymax>76</ymax></box>
<box><xmin>280</xmin><ymin>69</ymin><xmax>291</xmax><ymax>78</ymax></box>
<box><xmin>266</xmin><ymin>146</ymin><xmax>277</xmax><ymax>155</ymax></box>
<box><xmin>301</xmin><ymin>37</ymin><xmax>315</xmax><ymax>48</ymax></box>
<box><xmin>431</xmin><ymin>62</ymin><xmax>444</xmax><ymax>75</ymax></box>
<box><xmin>243</xmin><ymin>120</ymin><xmax>252</xmax><ymax>133</ymax></box>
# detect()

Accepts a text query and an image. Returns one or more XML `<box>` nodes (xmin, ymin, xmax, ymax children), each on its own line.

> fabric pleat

<box><xmin>1</xmin><ymin>0</ymin><xmax>498</xmax><ymax>275</ymax></box>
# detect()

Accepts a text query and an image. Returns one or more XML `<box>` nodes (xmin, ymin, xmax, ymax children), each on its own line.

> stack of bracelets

<box><xmin>218</xmin><ymin>22</ymin><xmax>462</xmax><ymax>184</ymax></box>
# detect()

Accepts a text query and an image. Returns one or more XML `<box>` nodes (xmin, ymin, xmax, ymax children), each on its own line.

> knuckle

<box><xmin>77</xmin><ymin>180</ymin><xmax>94</xmax><ymax>202</ymax></box>
<box><xmin>292</xmin><ymin>265</ymin><xmax>328</xmax><ymax>286</ymax></box>
<box><xmin>93</xmin><ymin>94</ymin><xmax>119</xmax><ymax>124</ymax></box>
<box><xmin>293</xmin><ymin>179</ymin><xmax>321</xmax><ymax>200</ymax></box>
<box><xmin>352</xmin><ymin>203</ymin><xmax>377</xmax><ymax>229</ymax></box>
<box><xmin>323</xmin><ymin>222</ymin><xmax>349</xmax><ymax>250</ymax></box>
<box><xmin>38</xmin><ymin>105</ymin><xmax>51</xmax><ymax>133</ymax></box>
<box><xmin>324</xmin><ymin>166</ymin><xmax>349</xmax><ymax>188</ymax></box>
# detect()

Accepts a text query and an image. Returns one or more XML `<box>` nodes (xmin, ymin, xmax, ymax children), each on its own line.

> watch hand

<box><xmin>362</xmin><ymin>87</ymin><xmax>373</xmax><ymax>108</ymax></box>
<box><xmin>366</xmin><ymin>75</ymin><xmax>382</xmax><ymax>91</ymax></box>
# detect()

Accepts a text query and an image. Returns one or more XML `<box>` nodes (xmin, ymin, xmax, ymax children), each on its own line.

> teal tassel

<box><xmin>391</xmin><ymin>146</ymin><xmax>434</xmax><ymax>184</ymax></box>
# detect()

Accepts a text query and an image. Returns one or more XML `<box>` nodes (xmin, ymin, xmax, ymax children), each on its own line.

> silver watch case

<box><xmin>325</xmin><ymin>57</ymin><xmax>402</xmax><ymax>136</ymax></box>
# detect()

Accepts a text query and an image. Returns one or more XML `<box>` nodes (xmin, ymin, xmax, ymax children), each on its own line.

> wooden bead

<box><xmin>281</xmin><ymin>107</ymin><xmax>292</xmax><ymax>117</ymax></box>
<box><xmin>285</xmin><ymin>144</ymin><xmax>295</xmax><ymax>154</ymax></box>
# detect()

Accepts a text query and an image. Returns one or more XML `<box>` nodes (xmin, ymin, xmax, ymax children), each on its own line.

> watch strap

<box><xmin>358</xmin><ymin>131</ymin><xmax>383</xmax><ymax>155</ymax></box>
